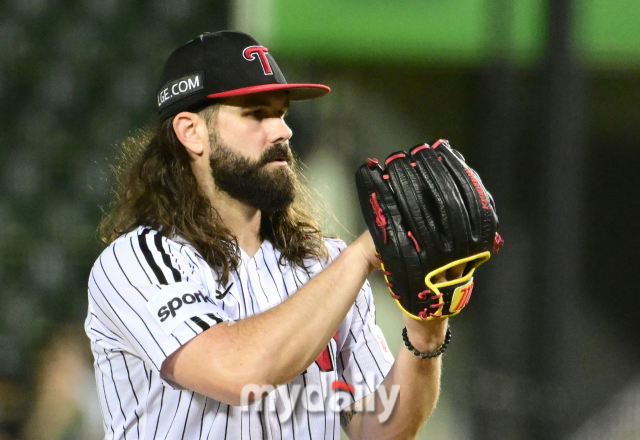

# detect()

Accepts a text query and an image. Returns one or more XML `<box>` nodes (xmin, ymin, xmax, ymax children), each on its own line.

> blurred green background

<box><xmin>1</xmin><ymin>0</ymin><xmax>639</xmax><ymax>439</ymax></box>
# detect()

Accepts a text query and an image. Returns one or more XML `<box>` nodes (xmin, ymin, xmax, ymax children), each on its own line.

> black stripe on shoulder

<box><xmin>190</xmin><ymin>316</ymin><xmax>210</xmax><ymax>331</ymax></box>
<box><xmin>155</xmin><ymin>232</ymin><xmax>182</xmax><ymax>283</ymax></box>
<box><xmin>138</xmin><ymin>229</ymin><xmax>168</xmax><ymax>285</ymax></box>
<box><xmin>206</xmin><ymin>313</ymin><xmax>224</xmax><ymax>324</ymax></box>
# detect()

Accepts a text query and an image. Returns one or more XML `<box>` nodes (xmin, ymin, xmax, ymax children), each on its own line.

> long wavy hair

<box><xmin>99</xmin><ymin>107</ymin><xmax>330</xmax><ymax>284</ymax></box>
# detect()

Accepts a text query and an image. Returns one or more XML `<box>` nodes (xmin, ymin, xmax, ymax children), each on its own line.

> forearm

<box><xmin>226</xmin><ymin>242</ymin><xmax>373</xmax><ymax>384</ymax></box>
<box><xmin>163</xmin><ymin>234</ymin><xmax>377</xmax><ymax>403</ymax></box>
<box><xmin>347</xmin><ymin>318</ymin><xmax>448</xmax><ymax>440</ymax></box>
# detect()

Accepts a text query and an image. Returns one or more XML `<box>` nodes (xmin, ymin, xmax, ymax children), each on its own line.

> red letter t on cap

<box><xmin>243</xmin><ymin>46</ymin><xmax>273</xmax><ymax>75</ymax></box>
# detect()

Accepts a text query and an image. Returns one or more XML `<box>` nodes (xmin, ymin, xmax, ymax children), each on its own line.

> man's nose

<box><xmin>267</xmin><ymin>117</ymin><xmax>293</xmax><ymax>145</ymax></box>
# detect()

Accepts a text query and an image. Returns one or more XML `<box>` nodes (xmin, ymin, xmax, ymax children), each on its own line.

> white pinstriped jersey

<box><xmin>85</xmin><ymin>226</ymin><xmax>394</xmax><ymax>440</ymax></box>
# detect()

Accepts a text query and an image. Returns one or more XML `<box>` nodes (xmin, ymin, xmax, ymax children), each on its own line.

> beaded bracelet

<box><xmin>402</xmin><ymin>325</ymin><xmax>451</xmax><ymax>359</ymax></box>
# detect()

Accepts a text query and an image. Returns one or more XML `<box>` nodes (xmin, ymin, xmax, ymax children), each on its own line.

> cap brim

<box><xmin>207</xmin><ymin>83</ymin><xmax>330</xmax><ymax>101</ymax></box>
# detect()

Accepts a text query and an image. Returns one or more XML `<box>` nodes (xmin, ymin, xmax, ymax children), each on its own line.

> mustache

<box><xmin>257</xmin><ymin>142</ymin><xmax>293</xmax><ymax>166</ymax></box>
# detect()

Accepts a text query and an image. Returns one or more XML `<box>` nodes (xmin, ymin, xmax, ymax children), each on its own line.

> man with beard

<box><xmin>85</xmin><ymin>31</ymin><xmax>451</xmax><ymax>439</ymax></box>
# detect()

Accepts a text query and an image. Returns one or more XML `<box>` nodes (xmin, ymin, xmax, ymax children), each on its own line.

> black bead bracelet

<box><xmin>402</xmin><ymin>325</ymin><xmax>451</xmax><ymax>359</ymax></box>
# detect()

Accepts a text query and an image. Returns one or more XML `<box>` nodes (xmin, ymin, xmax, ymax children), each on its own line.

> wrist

<box><xmin>349</xmin><ymin>231</ymin><xmax>379</xmax><ymax>275</ymax></box>
<box><xmin>403</xmin><ymin>325</ymin><xmax>451</xmax><ymax>359</ymax></box>
<box><xmin>340</xmin><ymin>241</ymin><xmax>375</xmax><ymax>282</ymax></box>
<box><xmin>402</xmin><ymin>316</ymin><xmax>448</xmax><ymax>352</ymax></box>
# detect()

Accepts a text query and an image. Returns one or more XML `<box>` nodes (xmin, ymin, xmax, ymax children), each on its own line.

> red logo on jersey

<box><xmin>243</xmin><ymin>46</ymin><xmax>273</xmax><ymax>75</ymax></box>
<box><xmin>315</xmin><ymin>331</ymin><xmax>338</xmax><ymax>371</ymax></box>
<box><xmin>331</xmin><ymin>380</ymin><xmax>355</xmax><ymax>393</ymax></box>
<box><xmin>375</xmin><ymin>333</ymin><xmax>389</xmax><ymax>354</ymax></box>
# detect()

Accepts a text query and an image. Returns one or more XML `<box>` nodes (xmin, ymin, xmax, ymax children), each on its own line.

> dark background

<box><xmin>0</xmin><ymin>0</ymin><xmax>638</xmax><ymax>439</ymax></box>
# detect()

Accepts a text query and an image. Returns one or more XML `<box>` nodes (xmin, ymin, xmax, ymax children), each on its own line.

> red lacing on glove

<box><xmin>493</xmin><ymin>232</ymin><xmax>504</xmax><ymax>254</ymax></box>
<box><xmin>407</xmin><ymin>231</ymin><xmax>420</xmax><ymax>252</ymax></box>
<box><xmin>418</xmin><ymin>290</ymin><xmax>431</xmax><ymax>300</ymax></box>
<box><xmin>411</xmin><ymin>144</ymin><xmax>430</xmax><ymax>154</ymax></box>
<box><xmin>381</xmin><ymin>268</ymin><xmax>400</xmax><ymax>299</ymax></box>
<box><xmin>419</xmin><ymin>308</ymin><xmax>443</xmax><ymax>319</ymax></box>
<box><xmin>369</xmin><ymin>193</ymin><xmax>387</xmax><ymax>243</ymax></box>
<box><xmin>385</xmin><ymin>152</ymin><xmax>406</xmax><ymax>164</ymax></box>
<box><xmin>418</xmin><ymin>298</ymin><xmax>446</xmax><ymax>319</ymax></box>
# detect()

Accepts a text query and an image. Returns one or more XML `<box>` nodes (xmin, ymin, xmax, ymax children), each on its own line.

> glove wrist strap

<box><xmin>402</xmin><ymin>325</ymin><xmax>451</xmax><ymax>359</ymax></box>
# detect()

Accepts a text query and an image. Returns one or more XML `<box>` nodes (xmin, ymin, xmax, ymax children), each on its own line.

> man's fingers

<box><xmin>446</xmin><ymin>262</ymin><xmax>466</xmax><ymax>280</ymax></box>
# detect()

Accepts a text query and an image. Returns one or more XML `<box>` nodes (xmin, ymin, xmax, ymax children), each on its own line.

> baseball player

<box><xmin>85</xmin><ymin>31</ymin><xmax>456</xmax><ymax>440</ymax></box>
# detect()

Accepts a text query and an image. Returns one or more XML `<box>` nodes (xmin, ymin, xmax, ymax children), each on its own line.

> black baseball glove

<box><xmin>355</xmin><ymin>140</ymin><xmax>503</xmax><ymax>321</ymax></box>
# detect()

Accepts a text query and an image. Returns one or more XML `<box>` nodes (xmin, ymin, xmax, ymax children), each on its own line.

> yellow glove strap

<box><xmin>390</xmin><ymin>251</ymin><xmax>491</xmax><ymax>321</ymax></box>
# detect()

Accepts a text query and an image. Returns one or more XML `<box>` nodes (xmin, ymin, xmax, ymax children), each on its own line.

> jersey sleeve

<box><xmin>336</xmin><ymin>279</ymin><xmax>395</xmax><ymax>408</ymax></box>
<box><xmin>86</xmin><ymin>228</ymin><xmax>232</xmax><ymax>388</ymax></box>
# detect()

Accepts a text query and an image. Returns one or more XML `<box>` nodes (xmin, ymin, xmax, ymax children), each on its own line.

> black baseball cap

<box><xmin>156</xmin><ymin>31</ymin><xmax>331</xmax><ymax>121</ymax></box>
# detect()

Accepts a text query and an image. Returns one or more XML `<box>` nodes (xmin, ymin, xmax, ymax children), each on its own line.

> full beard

<box><xmin>208</xmin><ymin>133</ymin><xmax>297</xmax><ymax>214</ymax></box>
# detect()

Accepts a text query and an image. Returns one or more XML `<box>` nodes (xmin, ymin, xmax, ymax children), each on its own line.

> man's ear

<box><xmin>172</xmin><ymin>111</ymin><xmax>208</xmax><ymax>158</ymax></box>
